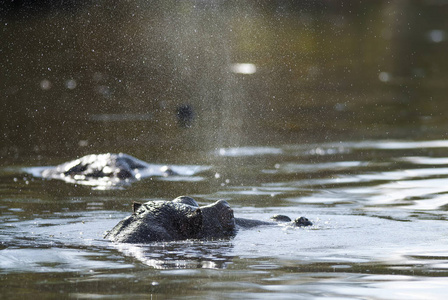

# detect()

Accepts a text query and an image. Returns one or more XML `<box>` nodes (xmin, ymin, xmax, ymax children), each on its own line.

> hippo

<box><xmin>40</xmin><ymin>153</ymin><xmax>177</xmax><ymax>183</ymax></box>
<box><xmin>104</xmin><ymin>196</ymin><xmax>313</xmax><ymax>243</ymax></box>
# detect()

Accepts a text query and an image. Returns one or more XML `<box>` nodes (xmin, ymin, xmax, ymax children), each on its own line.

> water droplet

<box><xmin>427</xmin><ymin>30</ymin><xmax>445</xmax><ymax>43</ymax></box>
<box><xmin>378</xmin><ymin>72</ymin><xmax>391</xmax><ymax>83</ymax></box>
<box><xmin>40</xmin><ymin>79</ymin><xmax>52</xmax><ymax>90</ymax></box>
<box><xmin>231</xmin><ymin>63</ymin><xmax>256</xmax><ymax>74</ymax></box>
<box><xmin>65</xmin><ymin>79</ymin><xmax>77</xmax><ymax>89</ymax></box>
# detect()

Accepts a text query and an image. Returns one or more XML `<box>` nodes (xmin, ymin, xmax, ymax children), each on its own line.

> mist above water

<box><xmin>2</xmin><ymin>0</ymin><xmax>447</xmax><ymax>163</ymax></box>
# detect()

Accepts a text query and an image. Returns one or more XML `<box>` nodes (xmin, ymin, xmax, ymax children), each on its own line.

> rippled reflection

<box><xmin>2</xmin><ymin>139</ymin><xmax>448</xmax><ymax>299</ymax></box>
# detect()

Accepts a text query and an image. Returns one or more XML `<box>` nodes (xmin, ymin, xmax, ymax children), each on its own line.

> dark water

<box><xmin>1</xmin><ymin>1</ymin><xmax>448</xmax><ymax>299</ymax></box>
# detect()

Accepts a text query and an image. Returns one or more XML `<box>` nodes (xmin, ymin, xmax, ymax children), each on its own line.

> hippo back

<box><xmin>41</xmin><ymin>153</ymin><xmax>148</xmax><ymax>180</ymax></box>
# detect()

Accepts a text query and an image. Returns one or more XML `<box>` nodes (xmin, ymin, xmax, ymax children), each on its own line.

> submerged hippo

<box><xmin>40</xmin><ymin>153</ymin><xmax>177</xmax><ymax>183</ymax></box>
<box><xmin>104</xmin><ymin>196</ymin><xmax>313</xmax><ymax>243</ymax></box>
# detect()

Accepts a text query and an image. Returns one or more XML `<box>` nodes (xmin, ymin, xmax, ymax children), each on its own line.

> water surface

<box><xmin>2</xmin><ymin>140</ymin><xmax>448</xmax><ymax>299</ymax></box>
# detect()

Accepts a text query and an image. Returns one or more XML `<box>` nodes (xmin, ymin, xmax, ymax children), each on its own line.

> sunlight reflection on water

<box><xmin>2</xmin><ymin>139</ymin><xmax>448</xmax><ymax>299</ymax></box>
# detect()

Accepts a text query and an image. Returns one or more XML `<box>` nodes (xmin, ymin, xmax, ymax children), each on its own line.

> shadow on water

<box><xmin>1</xmin><ymin>0</ymin><xmax>448</xmax><ymax>299</ymax></box>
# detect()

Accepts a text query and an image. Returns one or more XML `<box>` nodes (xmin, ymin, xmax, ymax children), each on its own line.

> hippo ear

<box><xmin>133</xmin><ymin>202</ymin><xmax>143</xmax><ymax>213</ymax></box>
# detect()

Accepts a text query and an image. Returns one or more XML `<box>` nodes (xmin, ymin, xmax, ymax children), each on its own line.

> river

<box><xmin>1</xmin><ymin>1</ymin><xmax>448</xmax><ymax>299</ymax></box>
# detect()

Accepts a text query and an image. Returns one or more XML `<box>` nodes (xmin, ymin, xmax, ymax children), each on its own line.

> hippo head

<box><xmin>105</xmin><ymin>198</ymin><xmax>203</xmax><ymax>243</ymax></box>
<box><xmin>170</xmin><ymin>196</ymin><xmax>236</xmax><ymax>237</ymax></box>
<box><xmin>105</xmin><ymin>197</ymin><xmax>237</xmax><ymax>243</ymax></box>
<box><xmin>199</xmin><ymin>200</ymin><xmax>236</xmax><ymax>238</ymax></box>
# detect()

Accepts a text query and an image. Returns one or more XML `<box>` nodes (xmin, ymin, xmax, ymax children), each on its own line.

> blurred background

<box><xmin>2</xmin><ymin>3</ymin><xmax>448</xmax><ymax>298</ymax></box>
<box><xmin>1</xmin><ymin>0</ymin><xmax>447</xmax><ymax>165</ymax></box>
